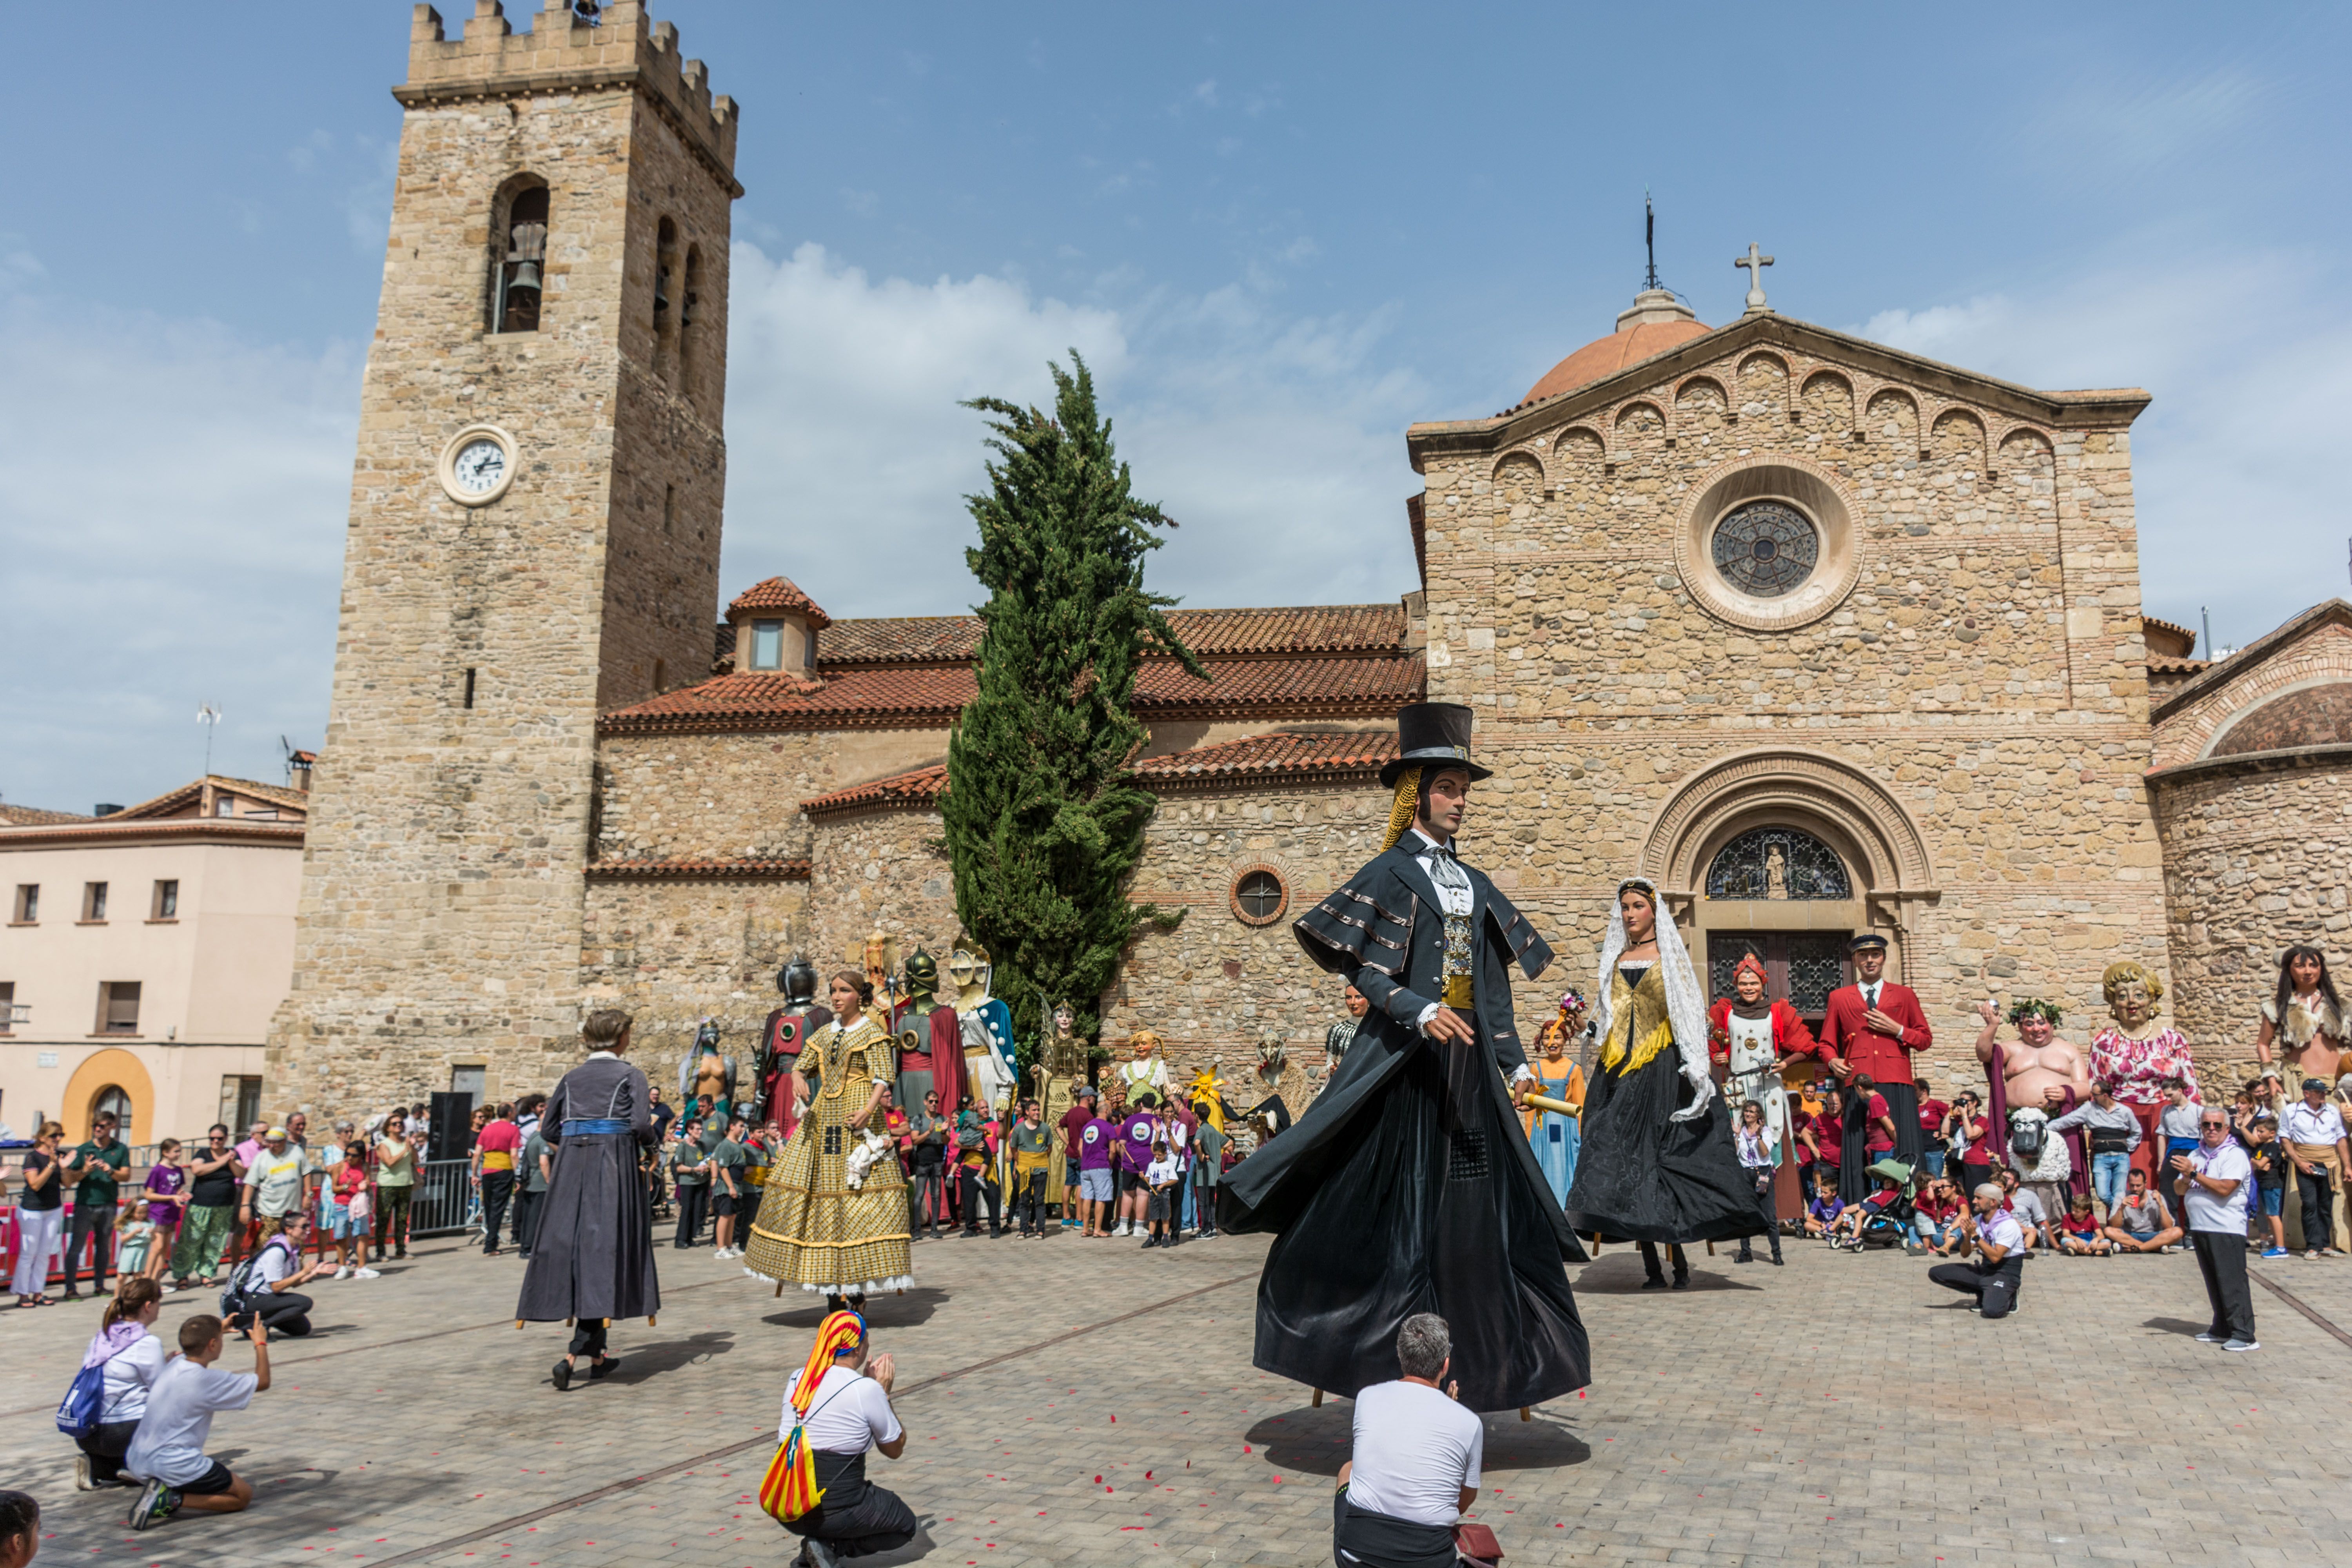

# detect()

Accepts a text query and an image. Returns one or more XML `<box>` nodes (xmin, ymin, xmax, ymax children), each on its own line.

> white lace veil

<box><xmin>1593</xmin><ymin>877</ymin><xmax>1715</xmax><ymax>1118</ymax></box>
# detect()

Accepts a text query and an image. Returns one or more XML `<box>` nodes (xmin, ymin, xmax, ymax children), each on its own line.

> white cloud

<box><xmin>0</xmin><ymin>260</ymin><xmax>357</xmax><ymax>813</ymax></box>
<box><xmin>718</xmin><ymin>242</ymin><xmax>1427</xmax><ymax>621</ymax></box>
<box><xmin>1857</xmin><ymin>250</ymin><xmax>2352</xmax><ymax>651</ymax></box>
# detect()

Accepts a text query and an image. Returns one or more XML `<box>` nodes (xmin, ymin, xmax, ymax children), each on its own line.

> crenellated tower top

<box><xmin>397</xmin><ymin>1</ymin><xmax>740</xmax><ymax>193</ymax></box>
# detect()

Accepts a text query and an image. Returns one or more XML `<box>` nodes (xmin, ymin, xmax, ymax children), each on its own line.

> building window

<box><xmin>652</xmin><ymin>216</ymin><xmax>679</xmax><ymax>377</ymax></box>
<box><xmin>0</xmin><ymin>980</ymin><xmax>15</xmax><ymax>1034</ymax></box>
<box><xmin>97</xmin><ymin>981</ymin><xmax>141</xmax><ymax>1036</ymax></box>
<box><xmin>90</xmin><ymin>1085</ymin><xmax>134</xmax><ymax>1140</ymax></box>
<box><xmin>220</xmin><ymin>1074</ymin><xmax>263</xmax><ymax>1132</ymax></box>
<box><xmin>152</xmin><ymin>880</ymin><xmax>180</xmax><ymax>920</ymax></box>
<box><xmin>1230</xmin><ymin>867</ymin><xmax>1289</xmax><ymax>927</ymax></box>
<box><xmin>82</xmin><ymin>882</ymin><xmax>108</xmax><ymax>922</ymax></box>
<box><xmin>1704</xmin><ymin>826</ymin><xmax>1851</xmax><ymax>900</ymax></box>
<box><xmin>10</xmin><ymin>884</ymin><xmax>33</xmax><ymax>923</ymax></box>
<box><xmin>679</xmin><ymin>244</ymin><xmax>704</xmax><ymax>392</ymax></box>
<box><xmin>749</xmin><ymin>620</ymin><xmax>784</xmax><ymax>671</ymax></box>
<box><xmin>493</xmin><ymin>183</ymin><xmax>550</xmax><ymax>334</ymax></box>
<box><xmin>215</xmin><ymin>795</ymin><xmax>235</xmax><ymax>817</ymax></box>
<box><xmin>1710</xmin><ymin>499</ymin><xmax>1821</xmax><ymax>599</ymax></box>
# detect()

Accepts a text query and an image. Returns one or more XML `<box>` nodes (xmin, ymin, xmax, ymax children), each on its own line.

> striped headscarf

<box><xmin>759</xmin><ymin>1309</ymin><xmax>868</xmax><ymax>1522</ymax></box>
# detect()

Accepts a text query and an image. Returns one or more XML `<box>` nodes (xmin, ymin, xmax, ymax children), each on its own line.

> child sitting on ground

<box><xmin>2057</xmin><ymin>1191</ymin><xmax>2114</xmax><ymax>1255</ymax></box>
<box><xmin>1802</xmin><ymin>1169</ymin><xmax>1844</xmax><ymax>1238</ymax></box>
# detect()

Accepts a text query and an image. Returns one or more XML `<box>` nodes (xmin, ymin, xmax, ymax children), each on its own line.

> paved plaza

<box><xmin>6</xmin><ymin>1225</ymin><xmax>2352</xmax><ymax>1566</ymax></box>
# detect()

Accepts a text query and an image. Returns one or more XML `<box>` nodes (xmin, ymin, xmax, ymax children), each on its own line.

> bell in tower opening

<box><xmin>497</xmin><ymin>186</ymin><xmax>549</xmax><ymax>334</ymax></box>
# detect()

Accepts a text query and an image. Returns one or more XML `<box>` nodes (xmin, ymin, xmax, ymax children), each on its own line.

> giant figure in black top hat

<box><xmin>1218</xmin><ymin>703</ymin><xmax>1590</xmax><ymax>1413</ymax></box>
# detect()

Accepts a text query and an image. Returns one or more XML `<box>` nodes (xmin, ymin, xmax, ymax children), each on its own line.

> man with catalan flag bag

<box><xmin>761</xmin><ymin>1309</ymin><xmax>917</xmax><ymax>1565</ymax></box>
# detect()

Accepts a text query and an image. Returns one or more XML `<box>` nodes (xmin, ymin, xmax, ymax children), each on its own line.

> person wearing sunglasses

<box><xmin>2170</xmin><ymin>1109</ymin><xmax>2258</xmax><ymax>1352</ymax></box>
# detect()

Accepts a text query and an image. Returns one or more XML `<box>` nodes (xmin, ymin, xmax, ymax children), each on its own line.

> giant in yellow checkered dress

<box><xmin>744</xmin><ymin>1014</ymin><xmax>914</xmax><ymax>1296</ymax></box>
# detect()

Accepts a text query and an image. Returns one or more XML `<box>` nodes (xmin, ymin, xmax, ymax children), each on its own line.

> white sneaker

<box><xmin>352</xmin><ymin>1267</ymin><xmax>381</xmax><ymax>1280</ymax></box>
<box><xmin>2223</xmin><ymin>1338</ymin><xmax>2260</xmax><ymax>1352</ymax></box>
<box><xmin>334</xmin><ymin>1266</ymin><xmax>352</xmax><ymax>1280</ymax></box>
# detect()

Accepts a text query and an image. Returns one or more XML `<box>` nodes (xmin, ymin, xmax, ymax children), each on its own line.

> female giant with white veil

<box><xmin>1565</xmin><ymin>878</ymin><xmax>1766</xmax><ymax>1287</ymax></box>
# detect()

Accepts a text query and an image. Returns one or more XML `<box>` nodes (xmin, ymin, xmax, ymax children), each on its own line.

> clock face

<box><xmin>452</xmin><ymin>438</ymin><xmax>508</xmax><ymax>495</ymax></box>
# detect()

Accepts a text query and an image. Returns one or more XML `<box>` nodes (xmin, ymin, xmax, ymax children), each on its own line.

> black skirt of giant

<box><xmin>1567</xmin><ymin>1038</ymin><xmax>1767</xmax><ymax>1247</ymax></box>
<box><xmin>1219</xmin><ymin>841</ymin><xmax>1590</xmax><ymax>1414</ymax></box>
<box><xmin>517</xmin><ymin>1054</ymin><xmax>661</xmax><ymax>1324</ymax></box>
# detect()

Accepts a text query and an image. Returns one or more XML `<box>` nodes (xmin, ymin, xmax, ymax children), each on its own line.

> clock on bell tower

<box><xmin>267</xmin><ymin>1</ymin><xmax>741</xmax><ymax>1114</ymax></box>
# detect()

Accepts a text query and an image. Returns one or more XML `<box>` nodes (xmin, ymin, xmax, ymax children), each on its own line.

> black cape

<box><xmin>516</xmin><ymin>1054</ymin><xmax>661</xmax><ymax>1323</ymax></box>
<box><xmin>1219</xmin><ymin>840</ymin><xmax>1590</xmax><ymax>1413</ymax></box>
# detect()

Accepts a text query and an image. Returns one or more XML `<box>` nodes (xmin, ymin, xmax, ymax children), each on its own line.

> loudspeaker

<box><xmin>428</xmin><ymin>1090</ymin><xmax>475</xmax><ymax>1163</ymax></box>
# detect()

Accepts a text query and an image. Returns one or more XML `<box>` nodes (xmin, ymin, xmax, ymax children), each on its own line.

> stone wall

<box><xmin>268</xmin><ymin>8</ymin><xmax>740</xmax><ymax>1122</ymax></box>
<box><xmin>802</xmin><ymin>805</ymin><xmax>962</xmax><ymax>981</ymax></box>
<box><xmin>1108</xmin><ymin>777</ymin><xmax>1397</xmax><ymax>1092</ymax></box>
<box><xmin>1409</xmin><ymin>332</ymin><xmax>2172</xmax><ymax>1094</ymax></box>
<box><xmin>594</xmin><ymin>726</ymin><xmax>949</xmax><ymax>866</ymax></box>
<box><xmin>577</xmin><ymin>873</ymin><xmax>810</xmax><ymax>1096</ymax></box>
<box><xmin>2155</xmin><ymin>751</ymin><xmax>2352</xmax><ymax>1083</ymax></box>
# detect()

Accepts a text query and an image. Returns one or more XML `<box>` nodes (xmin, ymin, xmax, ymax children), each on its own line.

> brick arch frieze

<box><xmin>2165</xmin><ymin>622</ymin><xmax>2352</xmax><ymax>765</ymax></box>
<box><xmin>1640</xmin><ymin>749</ymin><xmax>1938</xmax><ymax>899</ymax></box>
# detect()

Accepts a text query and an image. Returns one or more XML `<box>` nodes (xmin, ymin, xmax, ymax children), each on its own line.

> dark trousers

<box><xmin>1194</xmin><ymin>1173</ymin><xmax>1219</xmax><ymax>1234</ymax></box>
<box><xmin>480</xmin><ymin>1170</ymin><xmax>515</xmax><ymax>1252</ymax></box>
<box><xmin>2192</xmin><ymin>1230</ymin><xmax>2256</xmax><ymax>1342</ymax></box>
<box><xmin>1738</xmin><ymin>1167</ymin><xmax>1782</xmax><ymax>1260</ymax></box>
<box><xmin>568</xmin><ymin>1318</ymin><xmax>609</xmax><ymax>1360</ymax></box>
<box><xmin>782</xmin><ymin>1450</ymin><xmax>918</xmax><ymax>1558</ymax></box>
<box><xmin>1014</xmin><ymin>1169</ymin><xmax>1047</xmax><ymax>1234</ymax></box>
<box><xmin>76</xmin><ymin>1417</ymin><xmax>139</xmax><ymax>1484</ymax></box>
<box><xmin>909</xmin><ymin>1158</ymin><xmax>949</xmax><ymax>1233</ymax></box>
<box><xmin>248</xmin><ymin>1287</ymin><xmax>314</xmax><ymax>1337</ymax></box>
<box><xmin>515</xmin><ymin>1188</ymin><xmax>543</xmax><ymax>1255</ymax></box>
<box><xmin>2297</xmin><ymin>1163</ymin><xmax>2335</xmax><ymax>1252</ymax></box>
<box><xmin>1331</xmin><ymin>1485</ymin><xmax>1457</xmax><ymax>1568</ymax></box>
<box><xmin>1637</xmin><ymin>1240</ymin><xmax>1688</xmax><ymax>1281</ymax></box>
<box><xmin>1928</xmin><ymin>1254</ymin><xmax>2024</xmax><ymax>1318</ymax></box>
<box><xmin>64</xmin><ymin>1203</ymin><xmax>117</xmax><ymax>1294</ymax></box>
<box><xmin>373</xmin><ymin>1184</ymin><xmax>413</xmax><ymax>1257</ymax></box>
<box><xmin>1879</xmin><ymin>1082</ymin><xmax>1924</xmax><ymax>1171</ymax></box>
<box><xmin>673</xmin><ymin>1181</ymin><xmax>709</xmax><ymax>1247</ymax></box>
<box><xmin>958</xmin><ymin>1167</ymin><xmax>1001</xmax><ymax>1234</ymax></box>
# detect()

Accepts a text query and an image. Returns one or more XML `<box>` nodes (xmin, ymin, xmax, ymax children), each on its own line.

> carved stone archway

<box><xmin>1642</xmin><ymin>749</ymin><xmax>1939</xmax><ymax>987</ymax></box>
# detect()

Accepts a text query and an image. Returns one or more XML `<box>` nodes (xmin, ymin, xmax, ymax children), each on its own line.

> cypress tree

<box><xmin>943</xmin><ymin>354</ymin><xmax>1205</xmax><ymax>1069</ymax></box>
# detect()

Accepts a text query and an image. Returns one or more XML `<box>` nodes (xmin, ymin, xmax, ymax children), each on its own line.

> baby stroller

<box><xmin>1828</xmin><ymin>1158</ymin><xmax>1918</xmax><ymax>1251</ymax></box>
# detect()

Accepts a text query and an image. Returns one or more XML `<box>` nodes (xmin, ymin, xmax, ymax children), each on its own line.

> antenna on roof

<box><xmin>197</xmin><ymin>702</ymin><xmax>222</xmax><ymax>778</ymax></box>
<box><xmin>1643</xmin><ymin>190</ymin><xmax>1659</xmax><ymax>292</ymax></box>
<box><xmin>2200</xmin><ymin>607</ymin><xmax>2212</xmax><ymax>661</ymax></box>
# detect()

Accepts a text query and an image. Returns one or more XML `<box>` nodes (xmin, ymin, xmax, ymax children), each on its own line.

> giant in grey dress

<box><xmin>516</xmin><ymin>1052</ymin><xmax>661</xmax><ymax>1324</ymax></box>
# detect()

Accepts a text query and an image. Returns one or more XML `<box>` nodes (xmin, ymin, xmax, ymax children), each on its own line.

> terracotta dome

<box><xmin>1522</xmin><ymin>289</ymin><xmax>1713</xmax><ymax>407</ymax></box>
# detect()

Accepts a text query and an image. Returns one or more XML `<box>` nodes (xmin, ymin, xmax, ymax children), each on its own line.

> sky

<box><xmin>4</xmin><ymin>2</ymin><xmax>2350</xmax><ymax>813</ymax></box>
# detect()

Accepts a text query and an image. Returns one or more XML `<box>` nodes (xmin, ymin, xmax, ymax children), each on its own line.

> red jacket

<box><xmin>1815</xmin><ymin>981</ymin><xmax>1931</xmax><ymax>1087</ymax></box>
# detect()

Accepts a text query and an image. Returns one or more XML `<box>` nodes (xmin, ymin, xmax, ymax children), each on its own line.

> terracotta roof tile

<box><xmin>109</xmin><ymin>775</ymin><xmax>312</xmax><ymax>821</ymax></box>
<box><xmin>601</xmin><ymin>655</ymin><xmax>1423</xmax><ymax>735</ymax></box>
<box><xmin>816</xmin><ymin>604</ymin><xmax>1407</xmax><ymax>666</ymax></box>
<box><xmin>801</xmin><ymin>731</ymin><xmax>1396</xmax><ymax>818</ymax></box>
<box><xmin>585</xmin><ymin>857</ymin><xmax>812</xmax><ymax>880</ymax></box>
<box><xmin>728</xmin><ymin>576</ymin><xmax>833</xmax><ymax>629</ymax></box>
<box><xmin>2147</xmin><ymin>656</ymin><xmax>2212</xmax><ymax>675</ymax></box>
<box><xmin>0</xmin><ymin>802</ymin><xmax>94</xmax><ymax>826</ymax></box>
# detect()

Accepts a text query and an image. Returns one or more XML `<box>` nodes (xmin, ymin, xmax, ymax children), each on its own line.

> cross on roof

<box><xmin>1735</xmin><ymin>242</ymin><xmax>1775</xmax><ymax>316</ymax></box>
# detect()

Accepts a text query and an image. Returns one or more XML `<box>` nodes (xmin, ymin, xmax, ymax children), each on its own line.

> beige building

<box><xmin>268</xmin><ymin>2</ymin><xmax>2352</xmax><ymax>1120</ymax></box>
<box><xmin>1</xmin><ymin>777</ymin><xmax>306</xmax><ymax>1142</ymax></box>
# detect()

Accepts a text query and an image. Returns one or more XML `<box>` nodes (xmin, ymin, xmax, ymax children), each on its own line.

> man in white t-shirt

<box><xmin>777</xmin><ymin>1318</ymin><xmax>917</xmax><ymax>1564</ymax></box>
<box><xmin>126</xmin><ymin>1312</ymin><xmax>270</xmax><ymax>1530</ymax></box>
<box><xmin>1926</xmin><ymin>1183</ymin><xmax>2028</xmax><ymax>1319</ymax></box>
<box><xmin>1334</xmin><ymin>1313</ymin><xmax>1483</xmax><ymax>1568</ymax></box>
<box><xmin>2171</xmin><ymin>1106</ymin><xmax>2258</xmax><ymax>1352</ymax></box>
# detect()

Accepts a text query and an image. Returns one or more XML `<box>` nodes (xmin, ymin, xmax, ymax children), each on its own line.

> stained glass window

<box><xmin>1711</xmin><ymin>500</ymin><xmax>1819</xmax><ymax>597</ymax></box>
<box><xmin>1705</xmin><ymin>826</ymin><xmax>1850</xmax><ymax>900</ymax></box>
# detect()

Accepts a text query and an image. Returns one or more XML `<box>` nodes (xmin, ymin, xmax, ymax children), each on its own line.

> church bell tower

<box><xmin>267</xmin><ymin>1</ymin><xmax>740</xmax><ymax>1113</ymax></box>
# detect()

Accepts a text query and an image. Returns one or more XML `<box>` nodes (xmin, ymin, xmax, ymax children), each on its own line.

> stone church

<box><xmin>267</xmin><ymin>0</ymin><xmax>2352</xmax><ymax>1117</ymax></box>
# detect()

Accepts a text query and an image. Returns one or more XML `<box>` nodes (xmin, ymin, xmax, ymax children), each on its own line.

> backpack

<box><xmin>55</xmin><ymin>1362</ymin><xmax>105</xmax><ymax>1438</ymax></box>
<box><xmin>220</xmin><ymin>1235</ymin><xmax>294</xmax><ymax>1315</ymax></box>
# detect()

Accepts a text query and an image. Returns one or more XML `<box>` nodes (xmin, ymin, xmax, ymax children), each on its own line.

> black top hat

<box><xmin>1847</xmin><ymin>932</ymin><xmax>1889</xmax><ymax>953</ymax></box>
<box><xmin>1381</xmin><ymin>702</ymin><xmax>1491</xmax><ymax>788</ymax></box>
